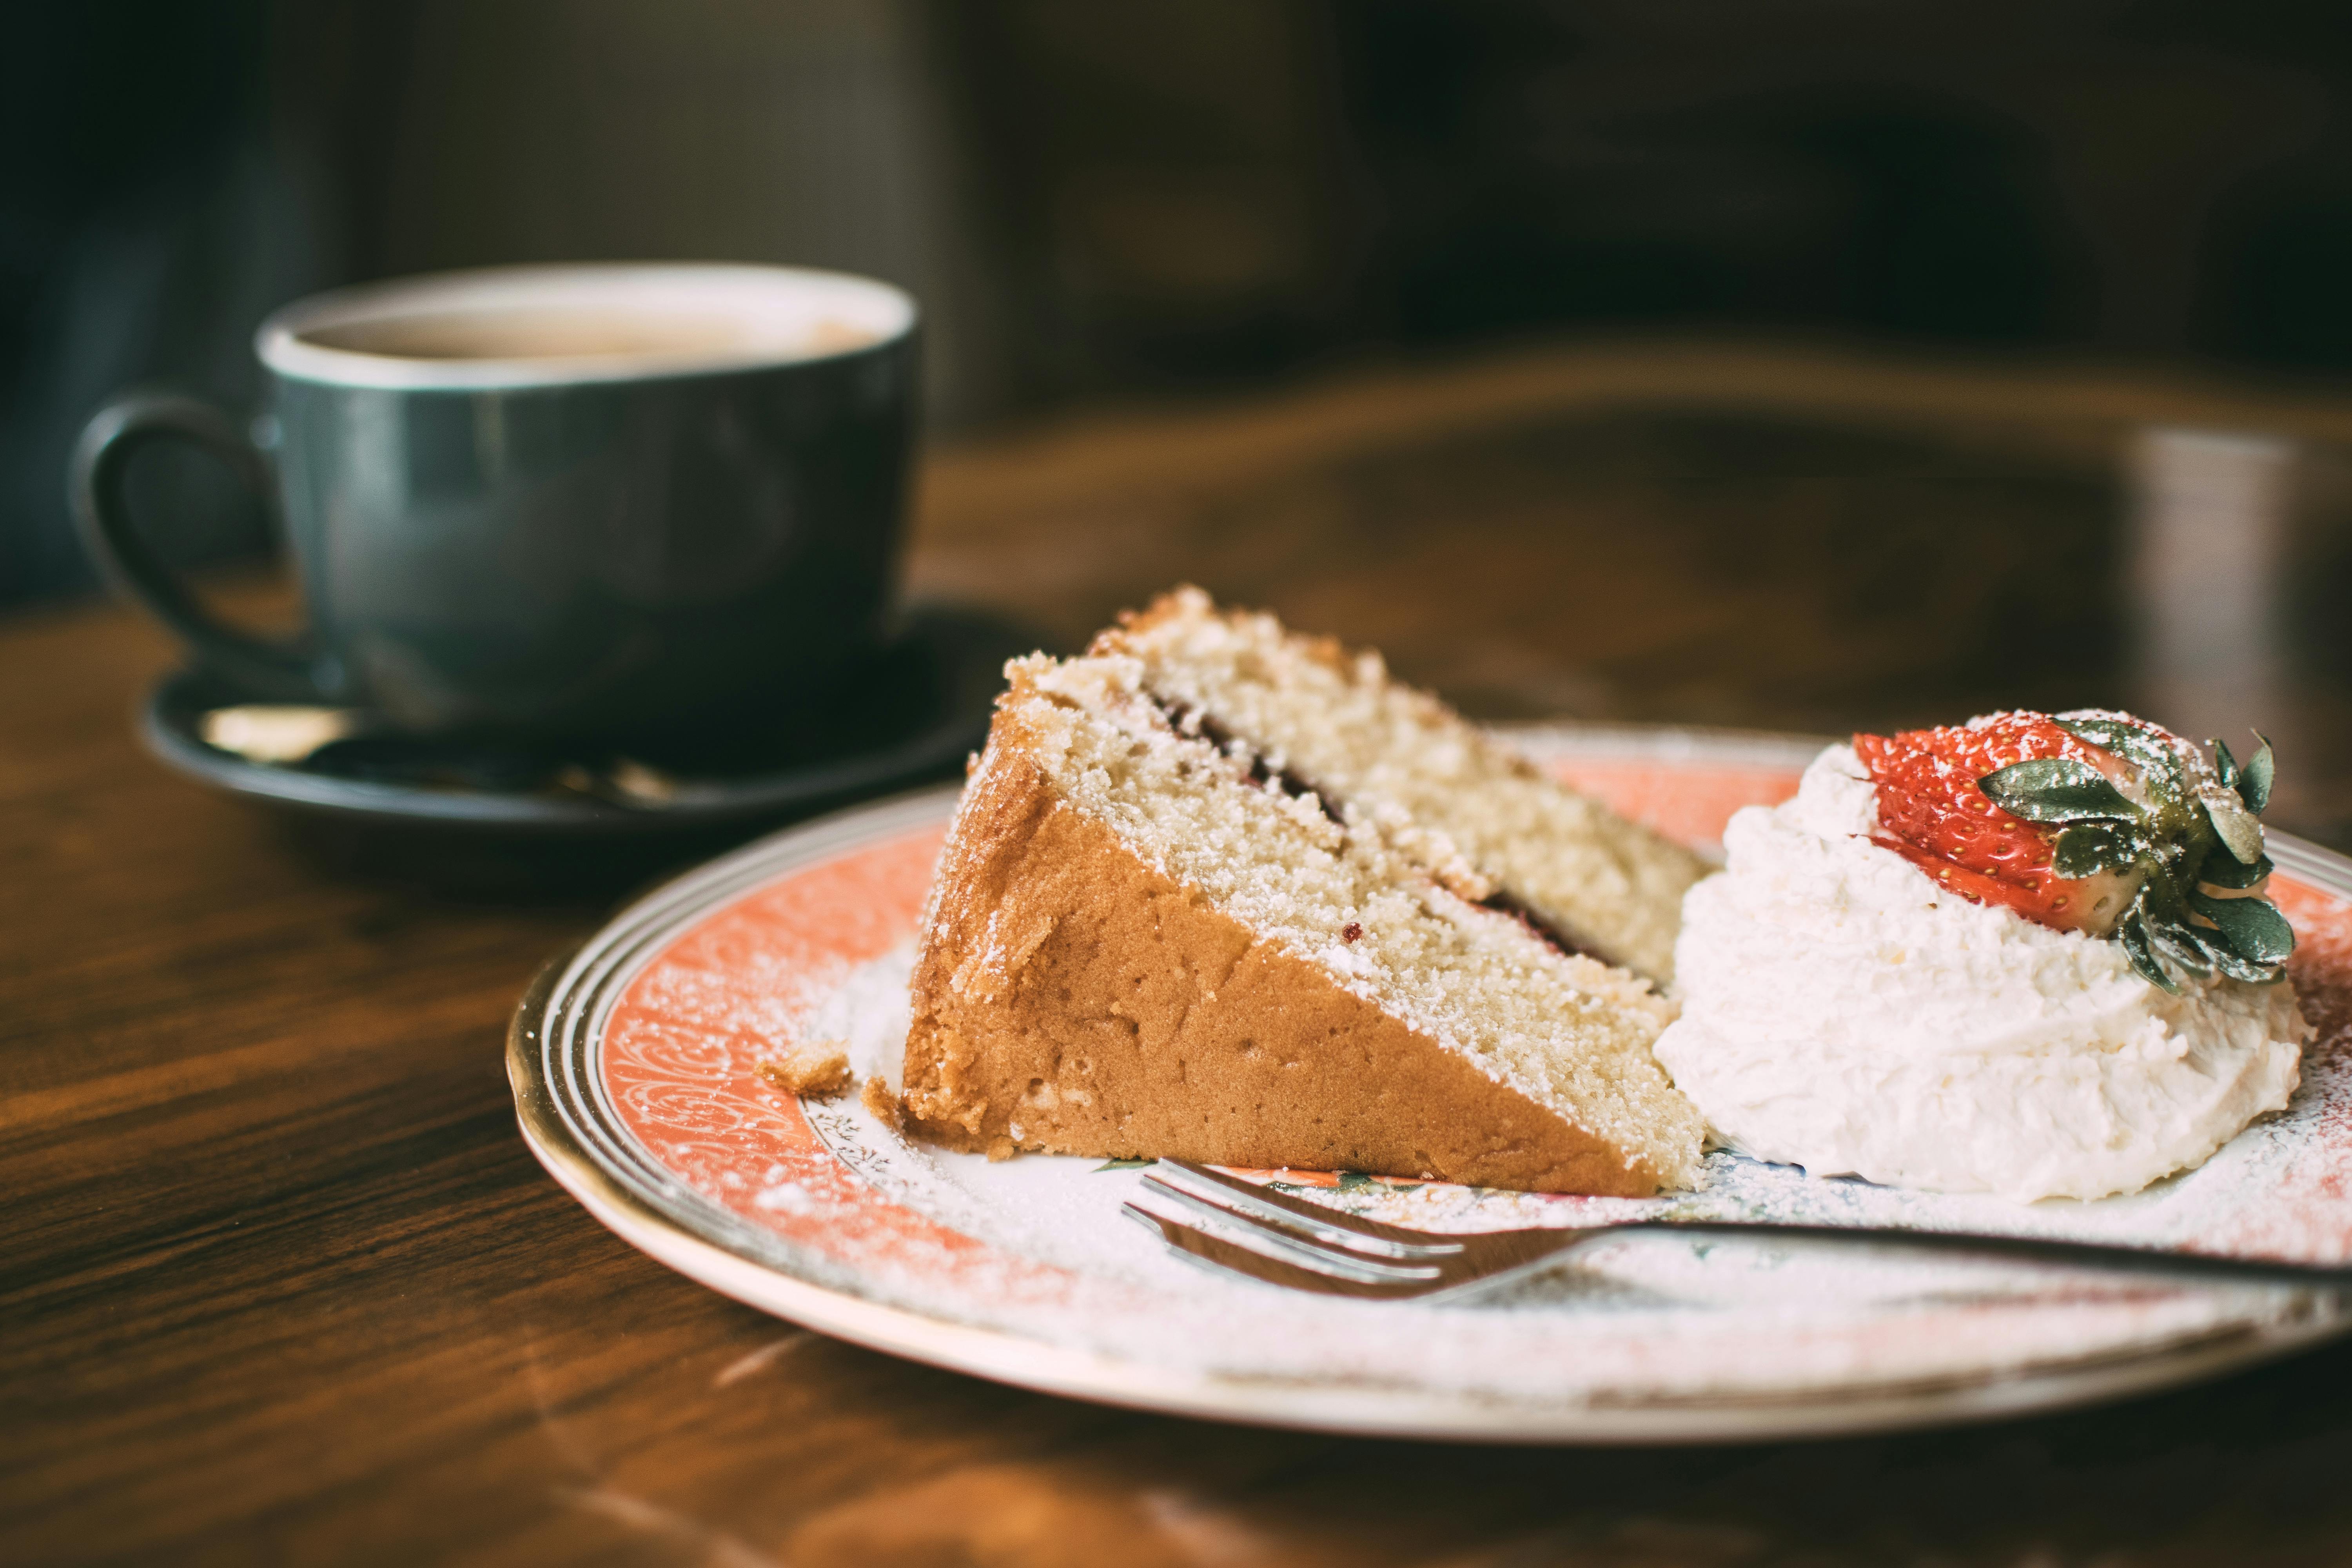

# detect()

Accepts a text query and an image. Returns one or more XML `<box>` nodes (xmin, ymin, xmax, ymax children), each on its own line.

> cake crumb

<box><xmin>860</xmin><ymin>1074</ymin><xmax>906</xmax><ymax>1131</ymax></box>
<box><xmin>985</xmin><ymin>1136</ymin><xmax>1019</xmax><ymax>1161</ymax></box>
<box><xmin>758</xmin><ymin>1041</ymin><xmax>853</xmax><ymax>1098</ymax></box>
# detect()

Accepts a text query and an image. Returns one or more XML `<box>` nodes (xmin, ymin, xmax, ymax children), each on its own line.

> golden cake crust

<box><xmin>902</xmin><ymin>713</ymin><xmax>1674</xmax><ymax>1196</ymax></box>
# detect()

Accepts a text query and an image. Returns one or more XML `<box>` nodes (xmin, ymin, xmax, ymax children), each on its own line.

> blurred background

<box><xmin>11</xmin><ymin>0</ymin><xmax>2352</xmax><ymax>831</ymax></box>
<box><xmin>16</xmin><ymin>0</ymin><xmax>2352</xmax><ymax>603</ymax></box>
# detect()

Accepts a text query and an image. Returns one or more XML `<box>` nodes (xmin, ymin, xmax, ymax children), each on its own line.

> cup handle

<box><xmin>71</xmin><ymin>392</ymin><xmax>326</xmax><ymax>701</ymax></box>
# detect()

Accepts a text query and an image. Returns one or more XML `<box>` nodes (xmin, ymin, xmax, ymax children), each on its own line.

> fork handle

<box><xmin>1622</xmin><ymin>1220</ymin><xmax>2352</xmax><ymax>1289</ymax></box>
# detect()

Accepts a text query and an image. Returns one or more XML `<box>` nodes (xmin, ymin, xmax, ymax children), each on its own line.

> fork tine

<box><xmin>1136</xmin><ymin>1176</ymin><xmax>1446</xmax><ymax>1280</ymax></box>
<box><xmin>1156</xmin><ymin>1160</ymin><xmax>1463</xmax><ymax>1255</ymax></box>
<box><xmin>1120</xmin><ymin>1204</ymin><xmax>1442</xmax><ymax>1300</ymax></box>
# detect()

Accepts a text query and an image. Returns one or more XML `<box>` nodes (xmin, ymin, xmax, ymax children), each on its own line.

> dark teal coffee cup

<box><xmin>73</xmin><ymin>263</ymin><xmax>918</xmax><ymax>745</ymax></box>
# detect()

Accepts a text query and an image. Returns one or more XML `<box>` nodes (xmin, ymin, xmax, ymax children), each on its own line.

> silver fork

<box><xmin>1122</xmin><ymin>1160</ymin><xmax>2352</xmax><ymax>1303</ymax></box>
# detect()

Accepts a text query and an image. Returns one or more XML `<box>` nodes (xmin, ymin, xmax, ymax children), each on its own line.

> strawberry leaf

<box><xmin>2198</xmin><ymin>850</ymin><xmax>2273</xmax><ymax>891</ymax></box>
<box><xmin>2058</xmin><ymin>714</ymin><xmax>2182</xmax><ymax>789</ymax></box>
<box><xmin>2056</xmin><ymin>713</ymin><xmax>2144</xmax><ymax>753</ymax></box>
<box><xmin>1980</xmin><ymin>759</ymin><xmax>2136</xmax><ymax>822</ymax></box>
<box><xmin>2200</xmin><ymin>788</ymin><xmax>2266</xmax><ymax>865</ymax></box>
<box><xmin>2053</xmin><ymin>822</ymin><xmax>2134</xmax><ymax>878</ymax></box>
<box><xmin>2214</xmin><ymin>737</ymin><xmax>2239</xmax><ymax>791</ymax></box>
<box><xmin>2138</xmin><ymin>871</ymin><xmax>2197</xmax><ymax>936</ymax></box>
<box><xmin>2148</xmin><ymin>922</ymin><xmax>2214</xmax><ymax>980</ymax></box>
<box><xmin>2189</xmin><ymin>891</ymin><xmax>2295</xmax><ymax>965</ymax></box>
<box><xmin>2118</xmin><ymin>908</ymin><xmax>2180</xmax><ymax>993</ymax></box>
<box><xmin>2237</xmin><ymin>732</ymin><xmax>2276</xmax><ymax>815</ymax></box>
<box><xmin>2178</xmin><ymin>921</ymin><xmax>2279</xmax><ymax>983</ymax></box>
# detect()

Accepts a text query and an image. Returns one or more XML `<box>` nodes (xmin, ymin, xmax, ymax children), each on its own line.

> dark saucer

<box><xmin>141</xmin><ymin>606</ymin><xmax>1032</xmax><ymax>835</ymax></box>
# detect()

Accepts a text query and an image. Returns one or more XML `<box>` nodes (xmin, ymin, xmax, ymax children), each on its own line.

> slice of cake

<box><xmin>1095</xmin><ymin>588</ymin><xmax>1710</xmax><ymax>983</ymax></box>
<box><xmin>899</xmin><ymin>594</ymin><xmax>1706</xmax><ymax>1195</ymax></box>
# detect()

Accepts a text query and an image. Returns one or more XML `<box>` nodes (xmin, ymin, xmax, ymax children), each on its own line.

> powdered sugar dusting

<box><xmin>577</xmin><ymin>769</ymin><xmax>2352</xmax><ymax>1413</ymax></box>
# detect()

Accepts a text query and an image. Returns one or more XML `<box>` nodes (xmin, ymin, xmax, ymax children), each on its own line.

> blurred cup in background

<box><xmin>72</xmin><ymin>263</ymin><xmax>919</xmax><ymax>748</ymax></box>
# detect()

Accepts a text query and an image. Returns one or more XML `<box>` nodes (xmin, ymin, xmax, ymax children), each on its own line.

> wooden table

<box><xmin>13</xmin><ymin>340</ymin><xmax>2352</xmax><ymax>1566</ymax></box>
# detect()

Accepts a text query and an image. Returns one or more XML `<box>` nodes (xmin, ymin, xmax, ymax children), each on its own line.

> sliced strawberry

<box><xmin>1853</xmin><ymin>713</ymin><xmax>2135</xmax><ymax>935</ymax></box>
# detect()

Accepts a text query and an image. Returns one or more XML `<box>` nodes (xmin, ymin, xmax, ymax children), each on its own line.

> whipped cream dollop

<box><xmin>1653</xmin><ymin>745</ymin><xmax>2310</xmax><ymax>1202</ymax></box>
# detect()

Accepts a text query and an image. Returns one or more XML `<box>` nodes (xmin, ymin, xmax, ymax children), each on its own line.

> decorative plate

<box><xmin>508</xmin><ymin>725</ymin><xmax>2352</xmax><ymax>1443</ymax></box>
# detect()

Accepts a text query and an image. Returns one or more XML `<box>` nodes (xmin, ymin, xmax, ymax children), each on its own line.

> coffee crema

<box><xmin>299</xmin><ymin>309</ymin><xmax>879</xmax><ymax>364</ymax></box>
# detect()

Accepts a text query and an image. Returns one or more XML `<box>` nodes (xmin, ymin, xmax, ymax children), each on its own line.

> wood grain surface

<box><xmin>11</xmin><ymin>340</ymin><xmax>2352</xmax><ymax>1566</ymax></box>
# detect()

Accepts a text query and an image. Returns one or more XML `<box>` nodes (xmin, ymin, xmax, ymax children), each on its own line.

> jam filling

<box><xmin>1153</xmin><ymin>699</ymin><xmax>1345</xmax><ymax>826</ymax></box>
<box><xmin>1151</xmin><ymin>694</ymin><xmax>1601</xmax><ymax>964</ymax></box>
<box><xmin>1475</xmin><ymin>889</ymin><xmax>1594</xmax><ymax>962</ymax></box>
